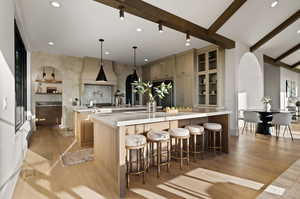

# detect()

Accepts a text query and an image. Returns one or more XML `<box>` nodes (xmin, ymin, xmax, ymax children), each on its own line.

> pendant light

<box><xmin>132</xmin><ymin>46</ymin><xmax>138</xmax><ymax>81</ymax></box>
<box><xmin>96</xmin><ymin>39</ymin><xmax>107</xmax><ymax>81</ymax></box>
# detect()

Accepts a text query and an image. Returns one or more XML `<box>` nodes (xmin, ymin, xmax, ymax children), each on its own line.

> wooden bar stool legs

<box><xmin>204</xmin><ymin>123</ymin><xmax>223</xmax><ymax>154</ymax></box>
<box><xmin>147</xmin><ymin>131</ymin><xmax>171</xmax><ymax>178</ymax></box>
<box><xmin>125</xmin><ymin>135</ymin><xmax>147</xmax><ymax>188</ymax></box>
<box><xmin>170</xmin><ymin>128</ymin><xmax>190</xmax><ymax>169</ymax></box>
<box><xmin>186</xmin><ymin>125</ymin><xmax>205</xmax><ymax>161</ymax></box>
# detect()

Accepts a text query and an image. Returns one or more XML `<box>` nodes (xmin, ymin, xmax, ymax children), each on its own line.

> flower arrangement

<box><xmin>132</xmin><ymin>79</ymin><xmax>172</xmax><ymax>103</ymax></box>
<box><xmin>261</xmin><ymin>96</ymin><xmax>272</xmax><ymax>104</ymax></box>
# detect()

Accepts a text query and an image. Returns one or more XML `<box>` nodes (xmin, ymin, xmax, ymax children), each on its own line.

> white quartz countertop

<box><xmin>73</xmin><ymin>105</ymin><xmax>159</xmax><ymax>113</ymax></box>
<box><xmin>90</xmin><ymin>109</ymin><xmax>231</xmax><ymax>127</ymax></box>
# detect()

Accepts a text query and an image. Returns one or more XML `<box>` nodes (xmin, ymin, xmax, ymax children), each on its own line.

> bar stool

<box><xmin>125</xmin><ymin>134</ymin><xmax>147</xmax><ymax>188</ymax></box>
<box><xmin>185</xmin><ymin>125</ymin><xmax>205</xmax><ymax>160</ymax></box>
<box><xmin>147</xmin><ymin>130</ymin><xmax>171</xmax><ymax>178</ymax></box>
<box><xmin>203</xmin><ymin>123</ymin><xmax>222</xmax><ymax>153</ymax></box>
<box><xmin>169</xmin><ymin>128</ymin><xmax>190</xmax><ymax>169</ymax></box>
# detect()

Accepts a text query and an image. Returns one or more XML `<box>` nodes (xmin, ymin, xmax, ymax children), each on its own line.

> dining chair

<box><xmin>242</xmin><ymin>111</ymin><xmax>261</xmax><ymax>134</ymax></box>
<box><xmin>272</xmin><ymin>113</ymin><xmax>293</xmax><ymax>141</ymax></box>
<box><xmin>238</xmin><ymin>109</ymin><xmax>245</xmax><ymax>132</ymax></box>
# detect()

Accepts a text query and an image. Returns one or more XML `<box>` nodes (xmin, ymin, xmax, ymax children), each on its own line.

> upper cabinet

<box><xmin>196</xmin><ymin>47</ymin><xmax>224</xmax><ymax>107</ymax></box>
<box><xmin>141</xmin><ymin>47</ymin><xmax>224</xmax><ymax>108</ymax></box>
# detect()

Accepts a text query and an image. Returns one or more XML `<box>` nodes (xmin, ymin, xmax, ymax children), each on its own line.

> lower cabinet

<box><xmin>74</xmin><ymin>112</ymin><xmax>94</xmax><ymax>147</ymax></box>
<box><xmin>36</xmin><ymin>106</ymin><xmax>62</xmax><ymax>126</ymax></box>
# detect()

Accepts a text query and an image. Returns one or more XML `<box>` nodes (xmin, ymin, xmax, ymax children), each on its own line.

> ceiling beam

<box><xmin>264</xmin><ymin>55</ymin><xmax>300</xmax><ymax>73</ymax></box>
<box><xmin>93</xmin><ymin>0</ymin><xmax>235</xmax><ymax>49</ymax></box>
<box><xmin>250</xmin><ymin>10</ymin><xmax>300</xmax><ymax>52</ymax></box>
<box><xmin>208</xmin><ymin>0</ymin><xmax>247</xmax><ymax>33</ymax></box>
<box><xmin>275</xmin><ymin>43</ymin><xmax>300</xmax><ymax>62</ymax></box>
<box><xmin>292</xmin><ymin>61</ymin><xmax>300</xmax><ymax>68</ymax></box>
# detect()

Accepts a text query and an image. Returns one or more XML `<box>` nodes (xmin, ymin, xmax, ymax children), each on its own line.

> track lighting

<box><xmin>186</xmin><ymin>32</ymin><xmax>191</xmax><ymax>42</ymax></box>
<box><xmin>119</xmin><ymin>6</ymin><xmax>125</xmax><ymax>20</ymax></box>
<box><xmin>158</xmin><ymin>22</ymin><xmax>163</xmax><ymax>33</ymax></box>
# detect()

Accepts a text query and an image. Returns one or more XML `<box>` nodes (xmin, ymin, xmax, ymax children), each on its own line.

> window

<box><xmin>15</xmin><ymin>21</ymin><xmax>27</xmax><ymax>130</ymax></box>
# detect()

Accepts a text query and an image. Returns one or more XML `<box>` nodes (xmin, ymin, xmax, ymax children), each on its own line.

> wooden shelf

<box><xmin>35</xmin><ymin>92</ymin><xmax>62</xmax><ymax>95</ymax></box>
<box><xmin>36</xmin><ymin>80</ymin><xmax>62</xmax><ymax>84</ymax></box>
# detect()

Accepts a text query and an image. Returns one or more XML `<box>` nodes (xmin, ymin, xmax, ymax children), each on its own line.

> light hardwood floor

<box><xmin>13</xmin><ymin>125</ymin><xmax>300</xmax><ymax>199</ymax></box>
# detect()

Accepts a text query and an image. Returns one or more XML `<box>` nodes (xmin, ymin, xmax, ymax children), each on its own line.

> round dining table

<box><xmin>247</xmin><ymin>109</ymin><xmax>291</xmax><ymax>135</ymax></box>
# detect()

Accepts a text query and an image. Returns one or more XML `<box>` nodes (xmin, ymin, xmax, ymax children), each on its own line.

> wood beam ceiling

<box><xmin>93</xmin><ymin>0</ymin><xmax>235</xmax><ymax>49</ymax></box>
<box><xmin>292</xmin><ymin>61</ymin><xmax>300</xmax><ymax>68</ymax></box>
<box><xmin>275</xmin><ymin>43</ymin><xmax>300</xmax><ymax>62</ymax></box>
<box><xmin>250</xmin><ymin>10</ymin><xmax>300</xmax><ymax>52</ymax></box>
<box><xmin>208</xmin><ymin>0</ymin><xmax>247</xmax><ymax>33</ymax></box>
<box><xmin>264</xmin><ymin>55</ymin><xmax>300</xmax><ymax>73</ymax></box>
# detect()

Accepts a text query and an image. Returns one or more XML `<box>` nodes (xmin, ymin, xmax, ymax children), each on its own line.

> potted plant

<box><xmin>132</xmin><ymin>79</ymin><xmax>172</xmax><ymax>112</ymax></box>
<box><xmin>261</xmin><ymin>96</ymin><xmax>272</xmax><ymax>111</ymax></box>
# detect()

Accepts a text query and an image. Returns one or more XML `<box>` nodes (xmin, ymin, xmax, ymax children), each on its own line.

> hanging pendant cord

<box><xmin>101</xmin><ymin>40</ymin><xmax>103</xmax><ymax>66</ymax></box>
<box><xmin>133</xmin><ymin>46</ymin><xmax>137</xmax><ymax>69</ymax></box>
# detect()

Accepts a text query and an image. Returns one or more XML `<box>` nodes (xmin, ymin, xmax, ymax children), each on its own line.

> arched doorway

<box><xmin>237</xmin><ymin>52</ymin><xmax>264</xmax><ymax>128</ymax></box>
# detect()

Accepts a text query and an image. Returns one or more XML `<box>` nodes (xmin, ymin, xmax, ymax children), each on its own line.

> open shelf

<box><xmin>35</xmin><ymin>92</ymin><xmax>62</xmax><ymax>95</ymax></box>
<box><xmin>36</xmin><ymin>79</ymin><xmax>62</xmax><ymax>84</ymax></box>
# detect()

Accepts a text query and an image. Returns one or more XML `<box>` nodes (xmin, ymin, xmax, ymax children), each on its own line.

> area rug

<box><xmin>61</xmin><ymin>148</ymin><xmax>94</xmax><ymax>166</ymax></box>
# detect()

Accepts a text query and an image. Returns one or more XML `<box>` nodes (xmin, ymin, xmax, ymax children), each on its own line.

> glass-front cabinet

<box><xmin>197</xmin><ymin>48</ymin><xmax>222</xmax><ymax>106</ymax></box>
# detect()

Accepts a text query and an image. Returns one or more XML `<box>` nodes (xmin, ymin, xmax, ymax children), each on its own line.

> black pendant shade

<box><xmin>132</xmin><ymin>46</ymin><xmax>139</xmax><ymax>81</ymax></box>
<box><xmin>96</xmin><ymin>39</ymin><xmax>107</xmax><ymax>81</ymax></box>
<box><xmin>96</xmin><ymin>64</ymin><xmax>107</xmax><ymax>81</ymax></box>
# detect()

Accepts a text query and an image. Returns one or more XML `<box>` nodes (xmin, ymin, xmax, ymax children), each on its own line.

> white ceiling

<box><xmin>17</xmin><ymin>0</ymin><xmax>209</xmax><ymax>65</ymax></box>
<box><xmin>18</xmin><ymin>0</ymin><xmax>300</xmax><ymax>66</ymax></box>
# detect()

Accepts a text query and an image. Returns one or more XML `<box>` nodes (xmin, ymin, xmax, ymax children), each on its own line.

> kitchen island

<box><xmin>90</xmin><ymin>109</ymin><xmax>231</xmax><ymax>198</ymax></box>
<box><xmin>73</xmin><ymin>105</ymin><xmax>161</xmax><ymax>147</ymax></box>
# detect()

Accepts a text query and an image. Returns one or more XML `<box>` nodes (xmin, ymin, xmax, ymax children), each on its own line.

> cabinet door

<box><xmin>198</xmin><ymin>74</ymin><xmax>206</xmax><ymax>105</ymax></box>
<box><xmin>198</xmin><ymin>53</ymin><xmax>206</xmax><ymax>72</ymax></box>
<box><xmin>208</xmin><ymin>72</ymin><xmax>217</xmax><ymax>105</ymax></box>
<box><xmin>208</xmin><ymin>50</ymin><xmax>217</xmax><ymax>70</ymax></box>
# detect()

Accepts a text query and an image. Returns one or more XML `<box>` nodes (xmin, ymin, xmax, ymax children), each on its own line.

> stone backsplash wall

<box><xmin>82</xmin><ymin>85</ymin><xmax>113</xmax><ymax>105</ymax></box>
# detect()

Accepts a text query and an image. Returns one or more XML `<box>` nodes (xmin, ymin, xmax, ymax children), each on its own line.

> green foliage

<box><xmin>132</xmin><ymin>79</ymin><xmax>172</xmax><ymax>102</ymax></box>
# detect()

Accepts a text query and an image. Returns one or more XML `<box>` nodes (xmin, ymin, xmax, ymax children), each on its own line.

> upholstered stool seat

<box><xmin>203</xmin><ymin>123</ymin><xmax>222</xmax><ymax>131</ymax></box>
<box><xmin>147</xmin><ymin>130</ymin><xmax>170</xmax><ymax>141</ymax></box>
<box><xmin>169</xmin><ymin>128</ymin><xmax>189</xmax><ymax>137</ymax></box>
<box><xmin>185</xmin><ymin>125</ymin><xmax>205</xmax><ymax>160</ymax></box>
<box><xmin>185</xmin><ymin>125</ymin><xmax>205</xmax><ymax>135</ymax></box>
<box><xmin>126</xmin><ymin>134</ymin><xmax>147</xmax><ymax>147</ymax></box>
<box><xmin>147</xmin><ymin>130</ymin><xmax>170</xmax><ymax>178</ymax></box>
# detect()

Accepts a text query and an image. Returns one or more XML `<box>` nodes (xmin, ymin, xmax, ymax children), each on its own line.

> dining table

<box><xmin>247</xmin><ymin>109</ymin><xmax>292</xmax><ymax>135</ymax></box>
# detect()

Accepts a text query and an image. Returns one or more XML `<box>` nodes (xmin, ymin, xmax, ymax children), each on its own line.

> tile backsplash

<box><xmin>82</xmin><ymin>84</ymin><xmax>113</xmax><ymax>105</ymax></box>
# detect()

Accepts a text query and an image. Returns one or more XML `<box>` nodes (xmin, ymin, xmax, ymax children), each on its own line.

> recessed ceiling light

<box><xmin>297</xmin><ymin>30</ymin><xmax>300</xmax><ymax>34</ymax></box>
<box><xmin>136</xmin><ymin>28</ymin><xmax>142</xmax><ymax>32</ymax></box>
<box><xmin>48</xmin><ymin>41</ymin><xmax>54</xmax><ymax>46</ymax></box>
<box><xmin>144</xmin><ymin>58</ymin><xmax>148</xmax><ymax>62</ymax></box>
<box><xmin>271</xmin><ymin>1</ymin><xmax>278</xmax><ymax>8</ymax></box>
<box><xmin>105</xmin><ymin>51</ymin><xmax>110</xmax><ymax>55</ymax></box>
<box><xmin>185</xmin><ymin>42</ymin><xmax>191</xmax><ymax>46</ymax></box>
<box><xmin>50</xmin><ymin>1</ymin><xmax>61</xmax><ymax>8</ymax></box>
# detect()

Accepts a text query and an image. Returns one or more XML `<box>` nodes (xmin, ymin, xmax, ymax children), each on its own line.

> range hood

<box><xmin>80</xmin><ymin>56</ymin><xmax>117</xmax><ymax>86</ymax></box>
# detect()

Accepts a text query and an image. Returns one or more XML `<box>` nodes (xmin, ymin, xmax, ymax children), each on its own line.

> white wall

<box><xmin>264</xmin><ymin>63</ymin><xmax>280</xmax><ymax>109</ymax></box>
<box><xmin>0</xmin><ymin>1</ymin><xmax>31</xmax><ymax>198</ymax></box>
<box><xmin>238</xmin><ymin>52</ymin><xmax>264</xmax><ymax>109</ymax></box>
<box><xmin>280</xmin><ymin>67</ymin><xmax>300</xmax><ymax>109</ymax></box>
